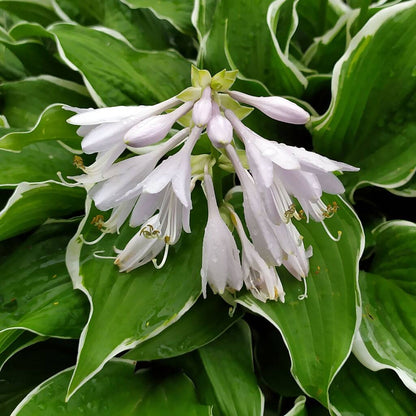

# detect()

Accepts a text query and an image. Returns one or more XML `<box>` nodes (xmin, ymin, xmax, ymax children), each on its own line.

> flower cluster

<box><xmin>65</xmin><ymin>67</ymin><xmax>358</xmax><ymax>303</ymax></box>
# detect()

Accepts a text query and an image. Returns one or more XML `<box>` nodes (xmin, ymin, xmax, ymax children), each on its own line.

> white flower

<box><xmin>124</xmin><ymin>101</ymin><xmax>194</xmax><ymax>147</ymax></box>
<box><xmin>82</xmin><ymin>128</ymin><xmax>190</xmax><ymax>211</ymax></box>
<box><xmin>206</xmin><ymin>103</ymin><xmax>233</xmax><ymax>148</ymax></box>
<box><xmin>137</xmin><ymin>127</ymin><xmax>202</xmax><ymax>209</ymax></box>
<box><xmin>225</xmin><ymin>145</ymin><xmax>284</xmax><ymax>266</ymax></box>
<box><xmin>201</xmin><ymin>173</ymin><xmax>243</xmax><ymax>297</ymax></box>
<box><xmin>65</xmin><ymin>97</ymin><xmax>180</xmax><ymax>154</ymax></box>
<box><xmin>192</xmin><ymin>86</ymin><xmax>212</xmax><ymax>126</ymax></box>
<box><xmin>130</xmin><ymin>184</ymin><xmax>190</xmax><ymax>245</ymax></box>
<box><xmin>228</xmin><ymin>90</ymin><xmax>310</xmax><ymax>124</ymax></box>
<box><xmin>231</xmin><ymin>210</ymin><xmax>285</xmax><ymax>303</ymax></box>
<box><xmin>114</xmin><ymin>214</ymin><xmax>165</xmax><ymax>272</ymax></box>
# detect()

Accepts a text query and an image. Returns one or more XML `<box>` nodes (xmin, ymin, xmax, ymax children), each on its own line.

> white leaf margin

<box><xmin>310</xmin><ymin>0</ymin><xmax>416</xmax><ymax>198</ymax></box>
<box><xmin>284</xmin><ymin>396</ymin><xmax>306</xmax><ymax>416</ymax></box>
<box><xmin>237</xmin><ymin>196</ymin><xmax>365</xmax><ymax>411</ymax></box>
<box><xmin>64</xmin><ymin>196</ymin><xmax>201</xmax><ymax>400</ymax></box>
<box><xmin>10</xmin><ymin>358</ymin><xmax>135</xmax><ymax>416</ymax></box>
<box><xmin>352</xmin><ymin>220</ymin><xmax>416</xmax><ymax>394</ymax></box>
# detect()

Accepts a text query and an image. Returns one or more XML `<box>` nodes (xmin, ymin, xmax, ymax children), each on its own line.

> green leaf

<box><xmin>53</xmin><ymin>0</ymin><xmax>175</xmax><ymax>50</ymax></box>
<box><xmin>284</xmin><ymin>396</ymin><xmax>307</xmax><ymax>416</ymax></box>
<box><xmin>255</xmin><ymin>323</ymin><xmax>303</xmax><ymax>398</ymax></box>
<box><xmin>311</xmin><ymin>2</ymin><xmax>416</xmax><ymax>197</ymax></box>
<box><xmin>0</xmin><ymin>182</ymin><xmax>85</xmax><ymax>240</ymax></box>
<box><xmin>0</xmin><ymin>339</ymin><xmax>78</xmax><ymax>416</ymax></box>
<box><xmin>389</xmin><ymin>172</ymin><xmax>416</xmax><ymax>197</ymax></box>
<box><xmin>182</xmin><ymin>321</ymin><xmax>264</xmax><ymax>416</ymax></box>
<box><xmin>120</xmin><ymin>0</ymin><xmax>195</xmax><ymax>34</ymax></box>
<box><xmin>195</xmin><ymin>0</ymin><xmax>306</xmax><ymax>96</ymax></box>
<box><xmin>0</xmin><ymin>142</ymin><xmax>83</xmax><ymax>186</ymax></box>
<box><xmin>353</xmin><ymin>220</ymin><xmax>416</xmax><ymax>392</ymax></box>
<box><xmin>0</xmin><ymin>221</ymin><xmax>88</xmax><ymax>337</ymax></box>
<box><xmin>0</xmin><ymin>43</ymin><xmax>27</xmax><ymax>80</ymax></box>
<box><xmin>124</xmin><ymin>295</ymin><xmax>243</xmax><ymax>361</ymax></box>
<box><xmin>0</xmin><ymin>330</ymin><xmax>45</xmax><ymax>370</ymax></box>
<box><xmin>237</xmin><ymin>195</ymin><xmax>363</xmax><ymax>407</ymax></box>
<box><xmin>65</xmin><ymin>191</ymin><xmax>207</xmax><ymax>399</ymax></box>
<box><xmin>330</xmin><ymin>356</ymin><xmax>416</xmax><ymax>415</ymax></box>
<box><xmin>49</xmin><ymin>23</ymin><xmax>191</xmax><ymax>106</ymax></box>
<box><xmin>294</xmin><ymin>0</ymin><xmax>348</xmax><ymax>51</ymax></box>
<box><xmin>0</xmin><ymin>0</ymin><xmax>59</xmax><ymax>26</ymax></box>
<box><xmin>13</xmin><ymin>360</ymin><xmax>212</xmax><ymax>415</ymax></box>
<box><xmin>0</xmin><ymin>76</ymin><xmax>92</xmax><ymax>128</ymax></box>
<box><xmin>0</xmin><ymin>37</ymin><xmax>80</xmax><ymax>82</ymax></box>
<box><xmin>0</xmin><ymin>104</ymin><xmax>82</xmax><ymax>152</ymax></box>
<box><xmin>303</xmin><ymin>12</ymin><xmax>353</xmax><ymax>74</ymax></box>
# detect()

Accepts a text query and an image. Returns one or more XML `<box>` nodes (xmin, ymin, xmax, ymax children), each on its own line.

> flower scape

<box><xmin>65</xmin><ymin>67</ymin><xmax>358</xmax><ymax>303</ymax></box>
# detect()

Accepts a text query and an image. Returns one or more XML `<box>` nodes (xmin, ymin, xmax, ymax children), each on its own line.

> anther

<box><xmin>91</xmin><ymin>215</ymin><xmax>105</xmax><ymax>230</ymax></box>
<box><xmin>73</xmin><ymin>155</ymin><xmax>85</xmax><ymax>170</ymax></box>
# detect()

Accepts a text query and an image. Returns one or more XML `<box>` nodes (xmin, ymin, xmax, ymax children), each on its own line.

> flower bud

<box><xmin>206</xmin><ymin>103</ymin><xmax>233</xmax><ymax>148</ymax></box>
<box><xmin>229</xmin><ymin>90</ymin><xmax>310</xmax><ymax>125</ymax></box>
<box><xmin>192</xmin><ymin>87</ymin><xmax>212</xmax><ymax>127</ymax></box>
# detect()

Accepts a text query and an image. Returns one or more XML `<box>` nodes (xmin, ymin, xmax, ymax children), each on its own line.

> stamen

<box><xmin>323</xmin><ymin>201</ymin><xmax>339</xmax><ymax>218</ymax></box>
<box><xmin>297</xmin><ymin>210</ymin><xmax>306</xmax><ymax>220</ymax></box>
<box><xmin>284</xmin><ymin>204</ymin><xmax>298</xmax><ymax>223</ymax></box>
<box><xmin>139</xmin><ymin>224</ymin><xmax>161</xmax><ymax>239</ymax></box>
<box><xmin>152</xmin><ymin>243</ymin><xmax>170</xmax><ymax>269</ymax></box>
<box><xmin>321</xmin><ymin>221</ymin><xmax>342</xmax><ymax>242</ymax></box>
<box><xmin>298</xmin><ymin>278</ymin><xmax>308</xmax><ymax>300</ymax></box>
<box><xmin>93</xmin><ymin>250</ymin><xmax>117</xmax><ymax>260</ymax></box>
<box><xmin>56</xmin><ymin>171</ymin><xmax>81</xmax><ymax>187</ymax></box>
<box><xmin>73</xmin><ymin>155</ymin><xmax>86</xmax><ymax>171</ymax></box>
<box><xmin>79</xmin><ymin>233</ymin><xmax>106</xmax><ymax>245</ymax></box>
<box><xmin>91</xmin><ymin>214</ymin><xmax>105</xmax><ymax>230</ymax></box>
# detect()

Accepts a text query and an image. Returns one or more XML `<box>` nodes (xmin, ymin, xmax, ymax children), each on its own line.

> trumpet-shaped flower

<box><xmin>229</xmin><ymin>90</ymin><xmax>310</xmax><ymax>124</ymax></box>
<box><xmin>125</xmin><ymin>101</ymin><xmax>194</xmax><ymax>147</ymax></box>
<box><xmin>201</xmin><ymin>173</ymin><xmax>243</xmax><ymax>297</ymax></box>
<box><xmin>114</xmin><ymin>215</ymin><xmax>165</xmax><ymax>272</ymax></box>
<box><xmin>231</xmin><ymin>210</ymin><xmax>285</xmax><ymax>303</ymax></box>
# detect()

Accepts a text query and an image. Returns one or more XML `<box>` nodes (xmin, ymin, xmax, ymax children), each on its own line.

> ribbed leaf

<box><xmin>330</xmin><ymin>356</ymin><xmax>416</xmax><ymax>415</ymax></box>
<box><xmin>183</xmin><ymin>321</ymin><xmax>264</xmax><ymax>416</ymax></box>
<box><xmin>120</xmin><ymin>0</ymin><xmax>195</xmax><ymax>34</ymax></box>
<box><xmin>311</xmin><ymin>1</ymin><xmax>416</xmax><ymax>196</ymax></box>
<box><xmin>238</xmin><ymin>195</ymin><xmax>363</xmax><ymax>407</ymax></box>
<box><xmin>354</xmin><ymin>220</ymin><xmax>416</xmax><ymax>393</ymax></box>
<box><xmin>194</xmin><ymin>0</ymin><xmax>306</xmax><ymax>96</ymax></box>
<box><xmin>49</xmin><ymin>23</ymin><xmax>191</xmax><ymax>106</ymax></box>
<box><xmin>0</xmin><ymin>222</ymin><xmax>88</xmax><ymax>337</ymax></box>
<box><xmin>124</xmin><ymin>295</ymin><xmax>243</xmax><ymax>361</ymax></box>
<box><xmin>0</xmin><ymin>182</ymin><xmax>85</xmax><ymax>240</ymax></box>
<box><xmin>13</xmin><ymin>360</ymin><xmax>211</xmax><ymax>415</ymax></box>
<box><xmin>65</xmin><ymin>192</ymin><xmax>207</xmax><ymax>399</ymax></box>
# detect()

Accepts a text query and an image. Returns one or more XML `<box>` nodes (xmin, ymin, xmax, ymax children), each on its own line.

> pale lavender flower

<box><xmin>201</xmin><ymin>173</ymin><xmax>243</xmax><ymax>297</ymax></box>
<box><xmin>192</xmin><ymin>86</ymin><xmax>212</xmax><ymax>126</ymax></box>
<box><xmin>124</xmin><ymin>101</ymin><xmax>194</xmax><ymax>147</ymax></box>
<box><xmin>228</xmin><ymin>90</ymin><xmax>310</xmax><ymax>124</ymax></box>
<box><xmin>225</xmin><ymin>145</ymin><xmax>284</xmax><ymax>266</ymax></box>
<box><xmin>79</xmin><ymin>128</ymin><xmax>190</xmax><ymax>211</ymax></box>
<box><xmin>206</xmin><ymin>103</ymin><xmax>234</xmax><ymax>148</ymax></box>
<box><xmin>137</xmin><ymin>127</ymin><xmax>202</xmax><ymax>209</ymax></box>
<box><xmin>114</xmin><ymin>214</ymin><xmax>165</xmax><ymax>272</ymax></box>
<box><xmin>65</xmin><ymin>97</ymin><xmax>180</xmax><ymax>154</ymax></box>
<box><xmin>231</xmin><ymin>210</ymin><xmax>285</xmax><ymax>303</ymax></box>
